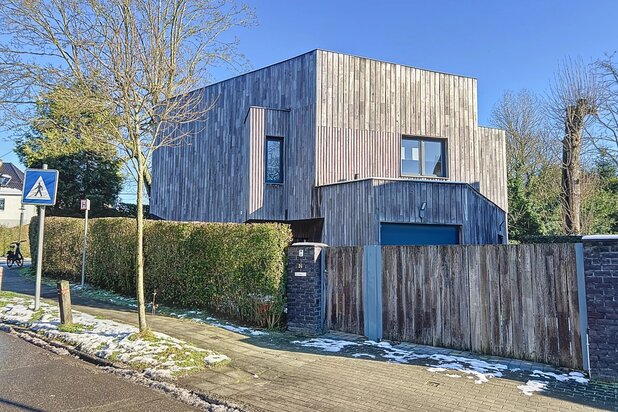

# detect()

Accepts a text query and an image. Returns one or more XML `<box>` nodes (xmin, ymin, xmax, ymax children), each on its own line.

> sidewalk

<box><xmin>2</xmin><ymin>265</ymin><xmax>617</xmax><ymax>412</ymax></box>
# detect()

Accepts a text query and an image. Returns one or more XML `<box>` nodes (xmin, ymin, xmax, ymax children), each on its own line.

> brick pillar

<box><xmin>286</xmin><ymin>243</ymin><xmax>326</xmax><ymax>334</ymax></box>
<box><xmin>583</xmin><ymin>235</ymin><xmax>618</xmax><ymax>382</ymax></box>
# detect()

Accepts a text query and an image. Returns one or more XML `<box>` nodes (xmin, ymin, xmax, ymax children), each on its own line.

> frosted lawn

<box><xmin>0</xmin><ymin>293</ymin><xmax>229</xmax><ymax>379</ymax></box>
<box><xmin>71</xmin><ymin>284</ymin><xmax>267</xmax><ymax>337</ymax></box>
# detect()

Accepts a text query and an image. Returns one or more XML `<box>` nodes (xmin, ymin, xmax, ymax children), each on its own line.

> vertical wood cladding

<box><xmin>317</xmin><ymin>178</ymin><xmax>506</xmax><ymax>246</ymax></box>
<box><xmin>314</xmin><ymin>50</ymin><xmax>507</xmax><ymax>212</ymax></box>
<box><xmin>151</xmin><ymin>50</ymin><xmax>507</xmax><ymax>245</ymax></box>
<box><xmin>151</xmin><ymin>51</ymin><xmax>317</xmax><ymax>222</ymax></box>
<box><xmin>247</xmin><ymin>107</ymin><xmax>289</xmax><ymax>221</ymax></box>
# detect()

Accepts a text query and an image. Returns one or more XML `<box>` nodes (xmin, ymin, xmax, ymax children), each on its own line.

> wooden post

<box><xmin>57</xmin><ymin>280</ymin><xmax>73</xmax><ymax>325</ymax></box>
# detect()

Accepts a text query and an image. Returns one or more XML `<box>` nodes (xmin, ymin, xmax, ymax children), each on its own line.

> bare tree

<box><xmin>547</xmin><ymin>58</ymin><xmax>600</xmax><ymax>235</ymax></box>
<box><xmin>0</xmin><ymin>0</ymin><xmax>254</xmax><ymax>332</ymax></box>
<box><xmin>491</xmin><ymin>89</ymin><xmax>553</xmax><ymax>182</ymax></box>
<box><xmin>590</xmin><ymin>54</ymin><xmax>618</xmax><ymax>168</ymax></box>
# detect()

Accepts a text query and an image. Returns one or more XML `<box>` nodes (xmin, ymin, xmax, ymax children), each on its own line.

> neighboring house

<box><xmin>151</xmin><ymin>50</ymin><xmax>508</xmax><ymax>246</ymax></box>
<box><xmin>0</xmin><ymin>162</ymin><xmax>37</xmax><ymax>228</ymax></box>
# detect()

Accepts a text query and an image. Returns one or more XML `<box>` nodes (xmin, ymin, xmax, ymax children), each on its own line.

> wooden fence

<box><xmin>324</xmin><ymin>247</ymin><xmax>364</xmax><ymax>334</ymax></box>
<box><xmin>324</xmin><ymin>243</ymin><xmax>583</xmax><ymax>369</ymax></box>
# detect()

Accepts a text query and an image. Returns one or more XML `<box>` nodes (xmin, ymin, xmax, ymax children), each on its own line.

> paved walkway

<box><xmin>2</xmin><ymin>265</ymin><xmax>618</xmax><ymax>412</ymax></box>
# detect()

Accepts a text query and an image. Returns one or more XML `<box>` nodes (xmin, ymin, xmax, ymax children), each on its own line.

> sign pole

<box><xmin>34</xmin><ymin>164</ymin><xmax>48</xmax><ymax>310</ymax></box>
<box><xmin>80</xmin><ymin>199</ymin><xmax>90</xmax><ymax>287</ymax></box>
<box><xmin>17</xmin><ymin>204</ymin><xmax>25</xmax><ymax>243</ymax></box>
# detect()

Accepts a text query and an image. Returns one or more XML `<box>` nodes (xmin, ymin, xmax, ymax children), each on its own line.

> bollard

<box><xmin>0</xmin><ymin>266</ymin><xmax>3</xmax><ymax>292</ymax></box>
<box><xmin>57</xmin><ymin>280</ymin><xmax>73</xmax><ymax>325</ymax></box>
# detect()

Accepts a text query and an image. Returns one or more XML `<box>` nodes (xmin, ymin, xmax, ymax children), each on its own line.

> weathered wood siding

<box><xmin>381</xmin><ymin>244</ymin><xmax>582</xmax><ymax>369</ymax></box>
<box><xmin>151</xmin><ymin>50</ymin><xmax>508</xmax><ymax>242</ymax></box>
<box><xmin>151</xmin><ymin>51</ymin><xmax>317</xmax><ymax>222</ymax></box>
<box><xmin>317</xmin><ymin>178</ymin><xmax>506</xmax><ymax>246</ymax></box>
<box><xmin>324</xmin><ymin>246</ymin><xmax>364</xmax><ymax>335</ymax></box>
<box><xmin>314</xmin><ymin>50</ymin><xmax>507</xmax><ymax>212</ymax></box>
<box><xmin>478</xmin><ymin>127</ymin><xmax>508</xmax><ymax>211</ymax></box>
<box><xmin>247</xmin><ymin>107</ymin><xmax>289</xmax><ymax>221</ymax></box>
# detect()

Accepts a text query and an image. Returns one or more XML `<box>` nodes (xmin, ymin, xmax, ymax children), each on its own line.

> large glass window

<box><xmin>265</xmin><ymin>137</ymin><xmax>283</xmax><ymax>183</ymax></box>
<box><xmin>401</xmin><ymin>137</ymin><xmax>446</xmax><ymax>177</ymax></box>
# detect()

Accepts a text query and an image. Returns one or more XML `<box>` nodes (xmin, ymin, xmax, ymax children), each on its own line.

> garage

<box><xmin>380</xmin><ymin>223</ymin><xmax>460</xmax><ymax>246</ymax></box>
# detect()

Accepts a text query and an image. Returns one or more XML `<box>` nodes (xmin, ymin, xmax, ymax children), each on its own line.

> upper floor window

<box><xmin>0</xmin><ymin>198</ymin><xmax>5</xmax><ymax>211</ymax></box>
<box><xmin>265</xmin><ymin>136</ymin><xmax>283</xmax><ymax>183</ymax></box>
<box><xmin>401</xmin><ymin>137</ymin><xmax>446</xmax><ymax>177</ymax></box>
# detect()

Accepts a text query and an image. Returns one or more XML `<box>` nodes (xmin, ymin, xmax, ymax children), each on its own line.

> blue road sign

<box><xmin>22</xmin><ymin>168</ymin><xmax>59</xmax><ymax>206</ymax></box>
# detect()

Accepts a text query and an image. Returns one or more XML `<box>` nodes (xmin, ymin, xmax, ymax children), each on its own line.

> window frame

<box><xmin>264</xmin><ymin>136</ymin><xmax>284</xmax><ymax>184</ymax></box>
<box><xmin>400</xmin><ymin>136</ymin><xmax>447</xmax><ymax>178</ymax></box>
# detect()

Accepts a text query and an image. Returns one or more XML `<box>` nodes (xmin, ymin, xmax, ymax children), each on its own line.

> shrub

<box><xmin>31</xmin><ymin>216</ymin><xmax>291</xmax><ymax>327</ymax></box>
<box><xmin>518</xmin><ymin>234</ymin><xmax>583</xmax><ymax>244</ymax></box>
<box><xmin>30</xmin><ymin>216</ymin><xmax>83</xmax><ymax>277</ymax></box>
<box><xmin>0</xmin><ymin>224</ymin><xmax>31</xmax><ymax>257</ymax></box>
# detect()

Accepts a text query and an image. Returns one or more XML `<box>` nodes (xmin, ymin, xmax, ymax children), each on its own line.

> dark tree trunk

<box><xmin>561</xmin><ymin>99</ymin><xmax>594</xmax><ymax>235</ymax></box>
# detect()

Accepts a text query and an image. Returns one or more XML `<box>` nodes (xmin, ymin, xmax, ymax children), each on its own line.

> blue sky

<box><xmin>2</xmin><ymin>0</ymin><xmax>617</xmax><ymax>198</ymax></box>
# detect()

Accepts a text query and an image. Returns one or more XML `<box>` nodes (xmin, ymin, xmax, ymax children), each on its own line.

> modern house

<box><xmin>151</xmin><ymin>50</ymin><xmax>508</xmax><ymax>246</ymax></box>
<box><xmin>0</xmin><ymin>162</ymin><xmax>37</xmax><ymax>228</ymax></box>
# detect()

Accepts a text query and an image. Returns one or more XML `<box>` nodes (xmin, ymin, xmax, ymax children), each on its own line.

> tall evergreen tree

<box><xmin>15</xmin><ymin>85</ymin><xmax>123</xmax><ymax>216</ymax></box>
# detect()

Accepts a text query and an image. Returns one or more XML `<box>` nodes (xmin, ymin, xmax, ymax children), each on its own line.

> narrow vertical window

<box><xmin>0</xmin><ymin>198</ymin><xmax>4</xmax><ymax>211</ymax></box>
<box><xmin>265</xmin><ymin>137</ymin><xmax>283</xmax><ymax>183</ymax></box>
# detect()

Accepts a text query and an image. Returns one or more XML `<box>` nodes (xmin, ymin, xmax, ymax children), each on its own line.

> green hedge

<box><xmin>30</xmin><ymin>216</ymin><xmax>291</xmax><ymax>327</ymax></box>
<box><xmin>517</xmin><ymin>234</ymin><xmax>583</xmax><ymax>244</ymax></box>
<box><xmin>1</xmin><ymin>225</ymin><xmax>31</xmax><ymax>257</ymax></box>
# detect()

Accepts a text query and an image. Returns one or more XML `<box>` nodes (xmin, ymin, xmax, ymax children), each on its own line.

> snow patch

<box><xmin>0</xmin><ymin>296</ymin><xmax>229</xmax><ymax>378</ymax></box>
<box><xmin>291</xmin><ymin>337</ymin><xmax>589</xmax><ymax>390</ymax></box>
<box><xmin>352</xmin><ymin>353</ymin><xmax>376</xmax><ymax>359</ymax></box>
<box><xmin>208</xmin><ymin>321</ymin><xmax>267</xmax><ymax>337</ymax></box>
<box><xmin>531</xmin><ymin>370</ymin><xmax>589</xmax><ymax>384</ymax></box>
<box><xmin>518</xmin><ymin>380</ymin><xmax>547</xmax><ymax>396</ymax></box>
<box><xmin>204</xmin><ymin>354</ymin><xmax>230</xmax><ymax>364</ymax></box>
<box><xmin>292</xmin><ymin>338</ymin><xmax>359</xmax><ymax>352</ymax></box>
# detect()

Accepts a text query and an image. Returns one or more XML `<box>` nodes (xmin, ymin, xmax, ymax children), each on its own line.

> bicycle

<box><xmin>6</xmin><ymin>241</ymin><xmax>24</xmax><ymax>268</ymax></box>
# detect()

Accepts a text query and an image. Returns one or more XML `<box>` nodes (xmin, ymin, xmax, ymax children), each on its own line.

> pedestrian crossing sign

<box><xmin>22</xmin><ymin>168</ymin><xmax>59</xmax><ymax>206</ymax></box>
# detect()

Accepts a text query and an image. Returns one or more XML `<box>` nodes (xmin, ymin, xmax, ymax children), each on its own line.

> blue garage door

<box><xmin>380</xmin><ymin>223</ymin><xmax>460</xmax><ymax>246</ymax></box>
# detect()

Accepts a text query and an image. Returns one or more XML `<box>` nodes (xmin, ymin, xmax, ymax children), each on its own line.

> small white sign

<box><xmin>294</xmin><ymin>272</ymin><xmax>307</xmax><ymax>277</ymax></box>
<box><xmin>80</xmin><ymin>199</ymin><xmax>90</xmax><ymax>211</ymax></box>
<box><xmin>298</xmin><ymin>249</ymin><xmax>304</xmax><ymax>257</ymax></box>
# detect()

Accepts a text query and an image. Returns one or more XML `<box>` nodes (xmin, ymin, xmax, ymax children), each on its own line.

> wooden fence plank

<box><xmin>565</xmin><ymin>243</ymin><xmax>583</xmax><ymax>369</ymax></box>
<box><xmin>324</xmin><ymin>243</ymin><xmax>583</xmax><ymax>369</ymax></box>
<box><xmin>468</xmin><ymin>246</ymin><xmax>482</xmax><ymax>353</ymax></box>
<box><xmin>488</xmin><ymin>246</ymin><xmax>501</xmax><ymax>354</ymax></box>
<box><xmin>509</xmin><ymin>245</ymin><xmax>524</xmax><ymax>360</ymax></box>
<box><xmin>545</xmin><ymin>246</ymin><xmax>560</xmax><ymax>366</ymax></box>
<box><xmin>520</xmin><ymin>245</ymin><xmax>535</xmax><ymax>360</ymax></box>
<box><xmin>324</xmin><ymin>246</ymin><xmax>364</xmax><ymax>335</ymax></box>
<box><xmin>555</xmin><ymin>243</ymin><xmax>572</xmax><ymax>367</ymax></box>
<box><xmin>498</xmin><ymin>245</ymin><xmax>512</xmax><ymax>357</ymax></box>
<box><xmin>479</xmin><ymin>245</ymin><xmax>492</xmax><ymax>353</ymax></box>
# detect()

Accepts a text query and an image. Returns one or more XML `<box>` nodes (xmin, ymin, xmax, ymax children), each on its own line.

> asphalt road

<box><xmin>0</xmin><ymin>331</ymin><xmax>200</xmax><ymax>411</ymax></box>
